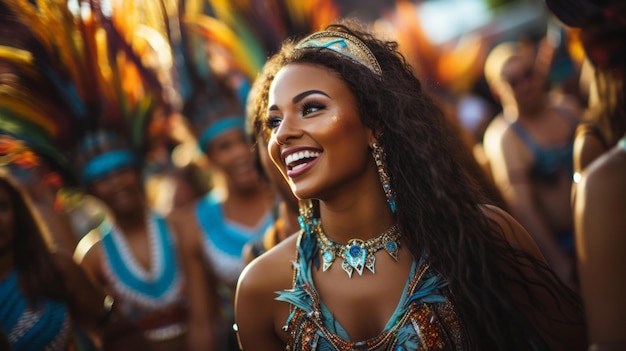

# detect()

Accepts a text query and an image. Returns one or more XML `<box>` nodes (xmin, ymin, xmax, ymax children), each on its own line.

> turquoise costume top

<box><xmin>195</xmin><ymin>190</ymin><xmax>273</xmax><ymax>286</ymax></box>
<box><xmin>276</xmin><ymin>230</ymin><xmax>471</xmax><ymax>351</ymax></box>
<box><xmin>509</xmin><ymin>111</ymin><xmax>577</xmax><ymax>185</ymax></box>
<box><xmin>0</xmin><ymin>270</ymin><xmax>71</xmax><ymax>351</ymax></box>
<box><xmin>99</xmin><ymin>212</ymin><xmax>187</xmax><ymax>341</ymax></box>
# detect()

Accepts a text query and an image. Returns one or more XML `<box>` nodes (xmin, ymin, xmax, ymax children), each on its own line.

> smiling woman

<box><xmin>234</xmin><ymin>20</ymin><xmax>586</xmax><ymax>351</ymax></box>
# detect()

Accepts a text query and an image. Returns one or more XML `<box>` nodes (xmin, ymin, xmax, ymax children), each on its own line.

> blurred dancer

<box><xmin>483</xmin><ymin>41</ymin><xmax>581</xmax><ymax>288</ymax></box>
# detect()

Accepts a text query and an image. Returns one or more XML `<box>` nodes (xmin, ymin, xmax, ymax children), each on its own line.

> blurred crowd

<box><xmin>0</xmin><ymin>0</ymin><xmax>623</xmax><ymax>350</ymax></box>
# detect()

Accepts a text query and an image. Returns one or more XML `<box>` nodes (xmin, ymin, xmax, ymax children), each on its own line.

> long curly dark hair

<box><xmin>0</xmin><ymin>171</ymin><xmax>66</xmax><ymax>305</ymax></box>
<box><xmin>254</xmin><ymin>21</ymin><xmax>584</xmax><ymax>350</ymax></box>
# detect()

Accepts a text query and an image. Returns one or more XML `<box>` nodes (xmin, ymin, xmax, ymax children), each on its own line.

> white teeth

<box><xmin>292</xmin><ymin>163</ymin><xmax>307</xmax><ymax>171</ymax></box>
<box><xmin>285</xmin><ymin>150</ymin><xmax>320</xmax><ymax>166</ymax></box>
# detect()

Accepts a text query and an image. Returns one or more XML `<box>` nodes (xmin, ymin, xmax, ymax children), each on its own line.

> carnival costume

<box><xmin>0</xmin><ymin>0</ymin><xmax>190</xmax><ymax>344</ymax></box>
<box><xmin>276</xmin><ymin>204</ymin><xmax>470</xmax><ymax>351</ymax></box>
<box><xmin>95</xmin><ymin>211</ymin><xmax>188</xmax><ymax>341</ymax></box>
<box><xmin>196</xmin><ymin>189</ymin><xmax>273</xmax><ymax>286</ymax></box>
<box><xmin>0</xmin><ymin>271</ymin><xmax>71</xmax><ymax>351</ymax></box>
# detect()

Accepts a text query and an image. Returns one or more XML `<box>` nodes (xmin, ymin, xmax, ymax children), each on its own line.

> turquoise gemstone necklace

<box><xmin>315</xmin><ymin>223</ymin><xmax>401</xmax><ymax>278</ymax></box>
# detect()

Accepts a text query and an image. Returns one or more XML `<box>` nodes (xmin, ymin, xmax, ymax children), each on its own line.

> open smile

<box><xmin>283</xmin><ymin>149</ymin><xmax>322</xmax><ymax>177</ymax></box>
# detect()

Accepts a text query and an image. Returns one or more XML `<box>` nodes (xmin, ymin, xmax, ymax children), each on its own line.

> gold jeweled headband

<box><xmin>295</xmin><ymin>30</ymin><xmax>382</xmax><ymax>76</ymax></box>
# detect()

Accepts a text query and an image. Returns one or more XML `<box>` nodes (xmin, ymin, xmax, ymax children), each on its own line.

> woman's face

<box><xmin>89</xmin><ymin>168</ymin><xmax>144</xmax><ymax>216</ymax></box>
<box><xmin>0</xmin><ymin>183</ymin><xmax>16</xmax><ymax>253</ymax></box>
<box><xmin>206</xmin><ymin>128</ymin><xmax>260</xmax><ymax>190</ymax></box>
<box><xmin>266</xmin><ymin>63</ymin><xmax>373</xmax><ymax>200</ymax></box>
<box><xmin>500</xmin><ymin>56</ymin><xmax>544</xmax><ymax>106</ymax></box>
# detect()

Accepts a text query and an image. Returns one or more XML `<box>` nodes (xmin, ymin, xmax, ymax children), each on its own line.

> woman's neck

<box><xmin>317</xmin><ymin>180</ymin><xmax>394</xmax><ymax>244</ymax></box>
<box><xmin>112</xmin><ymin>209</ymin><xmax>147</xmax><ymax>234</ymax></box>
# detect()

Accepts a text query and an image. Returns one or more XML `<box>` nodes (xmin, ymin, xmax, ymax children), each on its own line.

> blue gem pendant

<box><xmin>383</xmin><ymin>235</ymin><xmax>399</xmax><ymax>261</ymax></box>
<box><xmin>321</xmin><ymin>249</ymin><xmax>336</xmax><ymax>272</ymax></box>
<box><xmin>316</xmin><ymin>223</ymin><xmax>401</xmax><ymax>278</ymax></box>
<box><xmin>342</xmin><ymin>239</ymin><xmax>369</xmax><ymax>277</ymax></box>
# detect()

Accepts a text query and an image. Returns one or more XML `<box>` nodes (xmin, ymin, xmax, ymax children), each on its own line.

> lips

<box><xmin>282</xmin><ymin>148</ymin><xmax>322</xmax><ymax>177</ymax></box>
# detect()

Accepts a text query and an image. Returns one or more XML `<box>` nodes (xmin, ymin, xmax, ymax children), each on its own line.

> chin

<box><xmin>290</xmin><ymin>183</ymin><xmax>319</xmax><ymax>202</ymax></box>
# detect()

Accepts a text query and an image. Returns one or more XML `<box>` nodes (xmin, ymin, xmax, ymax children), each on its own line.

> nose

<box><xmin>273</xmin><ymin>114</ymin><xmax>302</xmax><ymax>146</ymax></box>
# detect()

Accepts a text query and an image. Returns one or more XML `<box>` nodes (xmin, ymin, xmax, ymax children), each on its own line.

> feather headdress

<box><xmin>163</xmin><ymin>0</ymin><xmax>340</xmax><ymax>150</ymax></box>
<box><xmin>0</xmin><ymin>0</ymin><xmax>165</xmax><ymax>185</ymax></box>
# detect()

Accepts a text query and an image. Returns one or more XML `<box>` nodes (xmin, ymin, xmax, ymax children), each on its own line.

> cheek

<box><xmin>267</xmin><ymin>140</ymin><xmax>281</xmax><ymax>168</ymax></box>
<box><xmin>318</xmin><ymin>114</ymin><xmax>365</xmax><ymax>150</ymax></box>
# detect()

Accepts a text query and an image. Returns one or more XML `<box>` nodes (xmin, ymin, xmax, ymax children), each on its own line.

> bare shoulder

<box><xmin>576</xmin><ymin>146</ymin><xmax>626</xmax><ymax>241</ymax></box>
<box><xmin>580</xmin><ymin>146</ymin><xmax>626</xmax><ymax>195</ymax></box>
<box><xmin>238</xmin><ymin>232</ymin><xmax>299</xmax><ymax>294</ymax></box>
<box><xmin>235</xmin><ymin>233</ymin><xmax>299</xmax><ymax>349</ymax></box>
<box><xmin>483</xmin><ymin>115</ymin><xmax>524</xmax><ymax>160</ymax></box>
<box><xmin>483</xmin><ymin>114</ymin><xmax>509</xmax><ymax>145</ymax></box>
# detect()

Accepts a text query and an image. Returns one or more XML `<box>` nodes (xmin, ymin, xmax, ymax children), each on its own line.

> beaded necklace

<box><xmin>100</xmin><ymin>213</ymin><xmax>183</xmax><ymax>310</ymax></box>
<box><xmin>316</xmin><ymin>223</ymin><xmax>401</xmax><ymax>278</ymax></box>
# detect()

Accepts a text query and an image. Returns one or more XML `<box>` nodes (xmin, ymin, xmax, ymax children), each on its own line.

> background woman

<box><xmin>0</xmin><ymin>168</ymin><xmax>150</xmax><ymax>351</ymax></box>
<box><xmin>74</xmin><ymin>132</ymin><xmax>219</xmax><ymax>351</ymax></box>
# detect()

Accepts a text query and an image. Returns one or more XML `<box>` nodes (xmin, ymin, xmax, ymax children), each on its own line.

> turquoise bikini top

<box><xmin>510</xmin><ymin>117</ymin><xmax>576</xmax><ymax>185</ymax></box>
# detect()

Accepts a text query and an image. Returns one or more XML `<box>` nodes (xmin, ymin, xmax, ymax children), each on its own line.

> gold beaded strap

<box><xmin>295</xmin><ymin>30</ymin><xmax>383</xmax><ymax>76</ymax></box>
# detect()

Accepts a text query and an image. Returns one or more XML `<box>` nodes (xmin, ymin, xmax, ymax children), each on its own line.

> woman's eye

<box><xmin>264</xmin><ymin>117</ymin><xmax>282</xmax><ymax>130</ymax></box>
<box><xmin>302</xmin><ymin>102</ymin><xmax>325</xmax><ymax>116</ymax></box>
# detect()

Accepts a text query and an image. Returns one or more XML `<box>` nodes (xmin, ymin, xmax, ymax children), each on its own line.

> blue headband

<box><xmin>198</xmin><ymin>117</ymin><xmax>245</xmax><ymax>151</ymax></box>
<box><xmin>81</xmin><ymin>149</ymin><xmax>137</xmax><ymax>184</ymax></box>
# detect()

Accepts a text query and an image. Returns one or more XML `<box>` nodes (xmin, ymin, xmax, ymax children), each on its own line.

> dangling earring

<box><xmin>372</xmin><ymin>143</ymin><xmax>396</xmax><ymax>213</ymax></box>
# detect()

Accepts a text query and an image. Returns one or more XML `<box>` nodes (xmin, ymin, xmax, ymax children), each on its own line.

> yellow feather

<box><xmin>0</xmin><ymin>46</ymin><xmax>34</xmax><ymax>66</ymax></box>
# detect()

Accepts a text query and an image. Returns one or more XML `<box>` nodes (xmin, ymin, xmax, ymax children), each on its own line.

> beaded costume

<box><xmin>196</xmin><ymin>190</ymin><xmax>273</xmax><ymax>286</ymax></box>
<box><xmin>98</xmin><ymin>212</ymin><xmax>187</xmax><ymax>341</ymax></box>
<box><xmin>0</xmin><ymin>271</ymin><xmax>71</xmax><ymax>351</ymax></box>
<box><xmin>276</xmin><ymin>229</ymin><xmax>471</xmax><ymax>351</ymax></box>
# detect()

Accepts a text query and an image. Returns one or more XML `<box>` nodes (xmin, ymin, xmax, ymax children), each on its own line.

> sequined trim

<box><xmin>279</xmin><ymin>232</ymin><xmax>470</xmax><ymax>350</ymax></box>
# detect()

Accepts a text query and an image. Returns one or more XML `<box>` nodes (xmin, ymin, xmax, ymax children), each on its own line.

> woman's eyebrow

<box><xmin>268</xmin><ymin>90</ymin><xmax>330</xmax><ymax>111</ymax></box>
<box><xmin>292</xmin><ymin>90</ymin><xmax>329</xmax><ymax>104</ymax></box>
